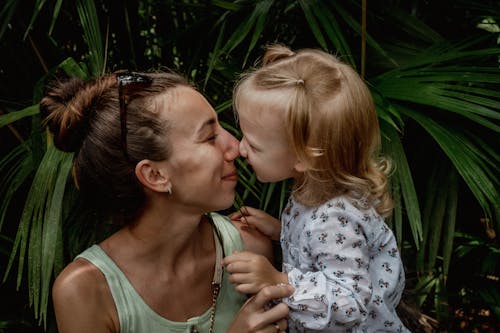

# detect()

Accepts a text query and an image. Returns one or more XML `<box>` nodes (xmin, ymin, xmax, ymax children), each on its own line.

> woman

<box><xmin>41</xmin><ymin>71</ymin><xmax>292</xmax><ymax>333</ymax></box>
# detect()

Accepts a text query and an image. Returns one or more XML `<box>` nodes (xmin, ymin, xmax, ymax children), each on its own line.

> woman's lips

<box><xmin>222</xmin><ymin>171</ymin><xmax>238</xmax><ymax>182</ymax></box>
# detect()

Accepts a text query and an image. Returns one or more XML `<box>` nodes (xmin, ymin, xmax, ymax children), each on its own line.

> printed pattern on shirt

<box><xmin>281</xmin><ymin>196</ymin><xmax>409</xmax><ymax>332</ymax></box>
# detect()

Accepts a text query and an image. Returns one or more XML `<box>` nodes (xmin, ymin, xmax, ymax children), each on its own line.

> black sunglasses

<box><xmin>116</xmin><ymin>72</ymin><xmax>153</xmax><ymax>160</ymax></box>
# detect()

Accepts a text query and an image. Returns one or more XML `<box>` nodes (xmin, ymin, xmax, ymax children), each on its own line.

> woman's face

<box><xmin>159</xmin><ymin>86</ymin><xmax>239</xmax><ymax>213</ymax></box>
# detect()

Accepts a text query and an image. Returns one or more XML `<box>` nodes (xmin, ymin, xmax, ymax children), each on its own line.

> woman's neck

<box><xmin>103</xmin><ymin>202</ymin><xmax>214</xmax><ymax>271</ymax></box>
<box><xmin>98</xmin><ymin>207</ymin><xmax>217</xmax><ymax>321</ymax></box>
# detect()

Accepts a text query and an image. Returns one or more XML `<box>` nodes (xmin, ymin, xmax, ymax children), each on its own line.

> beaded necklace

<box><xmin>191</xmin><ymin>218</ymin><xmax>224</xmax><ymax>333</ymax></box>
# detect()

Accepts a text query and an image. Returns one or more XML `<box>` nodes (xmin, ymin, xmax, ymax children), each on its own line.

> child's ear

<box><xmin>294</xmin><ymin>160</ymin><xmax>308</xmax><ymax>173</ymax></box>
<box><xmin>135</xmin><ymin>160</ymin><xmax>171</xmax><ymax>193</ymax></box>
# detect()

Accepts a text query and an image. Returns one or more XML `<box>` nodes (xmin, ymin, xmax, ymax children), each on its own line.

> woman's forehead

<box><xmin>157</xmin><ymin>86</ymin><xmax>217</xmax><ymax>136</ymax></box>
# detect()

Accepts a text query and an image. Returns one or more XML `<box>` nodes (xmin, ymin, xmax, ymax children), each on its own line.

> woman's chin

<box><xmin>212</xmin><ymin>193</ymin><xmax>236</xmax><ymax>212</ymax></box>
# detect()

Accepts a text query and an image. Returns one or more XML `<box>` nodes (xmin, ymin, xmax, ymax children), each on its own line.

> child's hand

<box><xmin>230</xmin><ymin>206</ymin><xmax>281</xmax><ymax>241</ymax></box>
<box><xmin>224</xmin><ymin>251</ymin><xmax>288</xmax><ymax>295</ymax></box>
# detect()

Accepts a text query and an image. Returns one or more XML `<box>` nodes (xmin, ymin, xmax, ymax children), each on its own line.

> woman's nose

<box><xmin>223</xmin><ymin>130</ymin><xmax>240</xmax><ymax>161</ymax></box>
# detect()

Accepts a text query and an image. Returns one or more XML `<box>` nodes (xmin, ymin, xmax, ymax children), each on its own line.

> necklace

<box><xmin>208</xmin><ymin>225</ymin><xmax>223</xmax><ymax>333</ymax></box>
<box><xmin>192</xmin><ymin>222</ymin><xmax>223</xmax><ymax>333</ymax></box>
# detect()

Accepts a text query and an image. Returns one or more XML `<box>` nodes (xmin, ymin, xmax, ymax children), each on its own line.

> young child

<box><xmin>224</xmin><ymin>45</ymin><xmax>409</xmax><ymax>332</ymax></box>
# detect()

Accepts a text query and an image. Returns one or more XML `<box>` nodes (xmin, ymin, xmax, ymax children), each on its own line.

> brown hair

<box><xmin>234</xmin><ymin>45</ymin><xmax>393</xmax><ymax>217</ymax></box>
<box><xmin>40</xmin><ymin>71</ymin><xmax>189</xmax><ymax>223</ymax></box>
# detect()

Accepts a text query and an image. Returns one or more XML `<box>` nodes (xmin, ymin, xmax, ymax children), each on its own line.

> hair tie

<box><xmin>296</xmin><ymin>79</ymin><xmax>304</xmax><ymax>86</ymax></box>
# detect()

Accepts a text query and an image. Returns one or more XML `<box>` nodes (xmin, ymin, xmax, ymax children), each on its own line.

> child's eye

<box><xmin>249</xmin><ymin>143</ymin><xmax>259</xmax><ymax>152</ymax></box>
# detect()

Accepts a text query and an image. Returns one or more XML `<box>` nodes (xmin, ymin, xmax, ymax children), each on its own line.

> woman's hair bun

<box><xmin>262</xmin><ymin>44</ymin><xmax>295</xmax><ymax>66</ymax></box>
<box><xmin>40</xmin><ymin>76</ymin><xmax>112</xmax><ymax>152</ymax></box>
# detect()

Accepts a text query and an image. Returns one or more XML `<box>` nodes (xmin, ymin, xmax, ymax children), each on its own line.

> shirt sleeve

<box><xmin>283</xmin><ymin>204</ymin><xmax>372</xmax><ymax>330</ymax></box>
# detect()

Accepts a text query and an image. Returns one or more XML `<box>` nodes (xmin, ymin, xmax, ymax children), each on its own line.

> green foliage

<box><xmin>0</xmin><ymin>0</ymin><xmax>499</xmax><ymax>331</ymax></box>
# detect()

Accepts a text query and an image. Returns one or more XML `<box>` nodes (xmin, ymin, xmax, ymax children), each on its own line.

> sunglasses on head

<box><xmin>116</xmin><ymin>72</ymin><xmax>153</xmax><ymax>160</ymax></box>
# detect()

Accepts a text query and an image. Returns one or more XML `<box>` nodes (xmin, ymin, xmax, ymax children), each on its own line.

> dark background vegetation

<box><xmin>1</xmin><ymin>1</ymin><xmax>499</xmax><ymax>332</ymax></box>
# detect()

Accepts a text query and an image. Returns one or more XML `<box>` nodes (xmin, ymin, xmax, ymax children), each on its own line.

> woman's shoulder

<box><xmin>52</xmin><ymin>259</ymin><xmax>118</xmax><ymax>332</ymax></box>
<box><xmin>53</xmin><ymin>258</ymin><xmax>108</xmax><ymax>303</ymax></box>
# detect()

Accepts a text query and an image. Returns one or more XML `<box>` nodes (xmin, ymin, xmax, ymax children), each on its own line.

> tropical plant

<box><xmin>0</xmin><ymin>0</ymin><xmax>498</xmax><ymax>331</ymax></box>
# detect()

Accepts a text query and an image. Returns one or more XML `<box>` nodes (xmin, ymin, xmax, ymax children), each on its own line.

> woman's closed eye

<box><xmin>206</xmin><ymin>133</ymin><xmax>219</xmax><ymax>142</ymax></box>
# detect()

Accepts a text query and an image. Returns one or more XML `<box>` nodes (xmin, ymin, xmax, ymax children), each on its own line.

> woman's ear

<box><xmin>294</xmin><ymin>160</ymin><xmax>308</xmax><ymax>173</ymax></box>
<box><xmin>135</xmin><ymin>160</ymin><xmax>171</xmax><ymax>193</ymax></box>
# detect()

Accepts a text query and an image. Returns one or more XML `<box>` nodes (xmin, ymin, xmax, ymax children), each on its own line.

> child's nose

<box><xmin>239</xmin><ymin>139</ymin><xmax>248</xmax><ymax>158</ymax></box>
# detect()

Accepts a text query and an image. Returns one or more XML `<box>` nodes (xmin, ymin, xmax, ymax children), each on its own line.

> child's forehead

<box><xmin>238</xmin><ymin>88</ymin><xmax>288</xmax><ymax>114</ymax></box>
<box><xmin>238</xmin><ymin>97</ymin><xmax>286</xmax><ymax>127</ymax></box>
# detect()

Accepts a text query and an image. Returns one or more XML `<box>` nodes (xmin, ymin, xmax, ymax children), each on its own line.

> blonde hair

<box><xmin>234</xmin><ymin>44</ymin><xmax>393</xmax><ymax>217</ymax></box>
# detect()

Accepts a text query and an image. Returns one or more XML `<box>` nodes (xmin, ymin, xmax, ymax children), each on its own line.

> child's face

<box><xmin>237</xmin><ymin>99</ymin><xmax>299</xmax><ymax>183</ymax></box>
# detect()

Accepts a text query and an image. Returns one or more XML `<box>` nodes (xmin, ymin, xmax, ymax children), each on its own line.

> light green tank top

<box><xmin>76</xmin><ymin>213</ymin><xmax>246</xmax><ymax>333</ymax></box>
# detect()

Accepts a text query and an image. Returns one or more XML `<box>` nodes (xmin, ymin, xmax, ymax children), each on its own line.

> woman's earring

<box><xmin>165</xmin><ymin>183</ymin><xmax>172</xmax><ymax>195</ymax></box>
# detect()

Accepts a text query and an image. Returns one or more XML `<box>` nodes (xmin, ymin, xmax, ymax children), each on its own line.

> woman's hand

<box><xmin>224</xmin><ymin>251</ymin><xmax>288</xmax><ymax>295</ymax></box>
<box><xmin>230</xmin><ymin>206</ymin><xmax>281</xmax><ymax>241</ymax></box>
<box><xmin>227</xmin><ymin>283</ymin><xmax>293</xmax><ymax>333</ymax></box>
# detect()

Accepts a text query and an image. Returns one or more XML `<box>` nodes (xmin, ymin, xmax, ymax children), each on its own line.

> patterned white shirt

<box><xmin>281</xmin><ymin>195</ymin><xmax>410</xmax><ymax>332</ymax></box>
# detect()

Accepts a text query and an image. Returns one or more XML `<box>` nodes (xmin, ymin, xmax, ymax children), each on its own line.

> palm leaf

<box><xmin>2</xmin><ymin>145</ymin><xmax>72</xmax><ymax>327</ymax></box>
<box><xmin>76</xmin><ymin>0</ymin><xmax>105</xmax><ymax>77</ymax></box>
<box><xmin>48</xmin><ymin>0</ymin><xmax>63</xmax><ymax>35</ymax></box>
<box><xmin>381</xmin><ymin>123</ymin><xmax>423</xmax><ymax>246</ymax></box>
<box><xmin>0</xmin><ymin>105</ymin><xmax>39</xmax><ymax>129</ymax></box>
<box><xmin>416</xmin><ymin>165</ymin><xmax>439</xmax><ymax>273</ymax></box>
<box><xmin>212</xmin><ymin>0</ymin><xmax>242</xmax><ymax>11</ymax></box>
<box><xmin>372</xmin><ymin>91</ymin><xmax>404</xmax><ymax>131</ymax></box>
<box><xmin>311</xmin><ymin>1</ymin><xmax>353</xmax><ymax>65</ymax></box>
<box><xmin>242</xmin><ymin>0</ymin><xmax>272</xmax><ymax>67</ymax></box>
<box><xmin>441</xmin><ymin>170</ymin><xmax>458</xmax><ymax>281</ymax></box>
<box><xmin>220</xmin><ymin>0</ymin><xmax>273</xmax><ymax>63</ymax></box>
<box><xmin>58</xmin><ymin>57</ymin><xmax>90</xmax><ymax>79</ymax></box>
<box><xmin>204</xmin><ymin>20</ymin><xmax>227</xmax><ymax>89</ymax></box>
<box><xmin>330</xmin><ymin>1</ymin><xmax>399</xmax><ymax>68</ymax></box>
<box><xmin>0</xmin><ymin>145</ymin><xmax>34</xmax><ymax>231</ymax></box>
<box><xmin>401</xmin><ymin>106</ymin><xmax>498</xmax><ymax>218</ymax></box>
<box><xmin>414</xmin><ymin>274</ymin><xmax>440</xmax><ymax>308</ymax></box>
<box><xmin>261</xmin><ymin>182</ymin><xmax>276</xmax><ymax>211</ymax></box>
<box><xmin>0</xmin><ymin>235</ymin><xmax>13</xmax><ymax>258</ymax></box>
<box><xmin>387</xmin><ymin>7</ymin><xmax>443</xmax><ymax>44</ymax></box>
<box><xmin>389</xmin><ymin>170</ymin><xmax>403</xmax><ymax>243</ymax></box>
<box><xmin>478</xmin><ymin>288</ymin><xmax>500</xmax><ymax>319</ymax></box>
<box><xmin>376</xmin><ymin>68</ymin><xmax>500</xmax><ymax>132</ymax></box>
<box><xmin>298</xmin><ymin>0</ymin><xmax>328</xmax><ymax>50</ymax></box>
<box><xmin>0</xmin><ymin>0</ymin><xmax>20</xmax><ymax>40</ymax></box>
<box><xmin>425</xmin><ymin>174</ymin><xmax>447</xmax><ymax>272</ymax></box>
<box><xmin>23</xmin><ymin>0</ymin><xmax>48</xmax><ymax>40</ymax></box>
<box><xmin>235</xmin><ymin>159</ymin><xmax>261</xmax><ymax>202</ymax></box>
<box><xmin>39</xmin><ymin>152</ymin><xmax>73</xmax><ymax>326</ymax></box>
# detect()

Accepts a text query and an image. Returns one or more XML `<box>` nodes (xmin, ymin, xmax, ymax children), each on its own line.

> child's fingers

<box><xmin>243</xmin><ymin>215</ymin><xmax>269</xmax><ymax>228</ymax></box>
<box><xmin>239</xmin><ymin>206</ymin><xmax>262</xmax><ymax>217</ymax></box>
<box><xmin>223</xmin><ymin>251</ymin><xmax>256</xmax><ymax>265</ymax></box>
<box><xmin>228</xmin><ymin>210</ymin><xmax>243</xmax><ymax>220</ymax></box>
<box><xmin>225</xmin><ymin>261</ymin><xmax>252</xmax><ymax>274</ymax></box>
<box><xmin>228</xmin><ymin>273</ymin><xmax>251</xmax><ymax>285</ymax></box>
